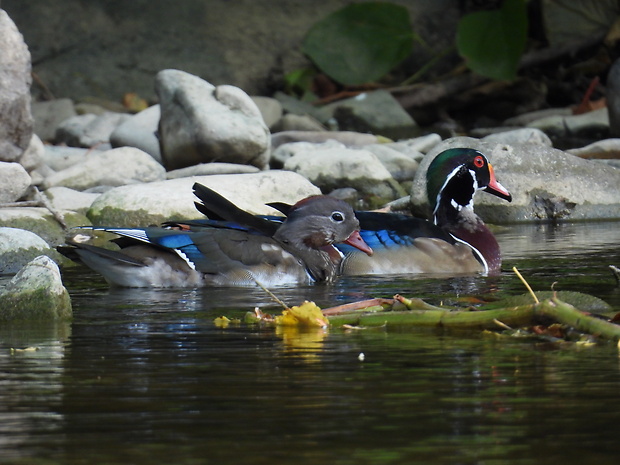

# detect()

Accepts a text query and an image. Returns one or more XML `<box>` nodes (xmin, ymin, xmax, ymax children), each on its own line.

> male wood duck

<box><xmin>336</xmin><ymin>148</ymin><xmax>512</xmax><ymax>276</ymax></box>
<box><xmin>58</xmin><ymin>183</ymin><xmax>373</xmax><ymax>287</ymax></box>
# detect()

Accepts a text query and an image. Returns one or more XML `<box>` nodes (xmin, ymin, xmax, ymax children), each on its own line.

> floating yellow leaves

<box><xmin>275</xmin><ymin>301</ymin><xmax>329</xmax><ymax>328</ymax></box>
<box><xmin>213</xmin><ymin>316</ymin><xmax>232</xmax><ymax>328</ymax></box>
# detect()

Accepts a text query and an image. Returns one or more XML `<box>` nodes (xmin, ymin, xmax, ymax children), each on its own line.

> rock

<box><xmin>272</xmin><ymin>113</ymin><xmax>326</xmax><ymax>132</ymax></box>
<box><xmin>0</xmin><ymin>207</ymin><xmax>90</xmax><ymax>246</ymax></box>
<box><xmin>0</xmin><ymin>227</ymin><xmax>55</xmax><ymax>274</ymax></box>
<box><xmin>411</xmin><ymin>137</ymin><xmax>620</xmax><ymax>222</ymax></box>
<box><xmin>110</xmin><ymin>104</ymin><xmax>162</xmax><ymax>163</ymax></box>
<box><xmin>87</xmin><ymin>171</ymin><xmax>321</xmax><ymax>227</ymax></box>
<box><xmin>282</xmin><ymin>143</ymin><xmax>406</xmax><ymax>199</ymax></box>
<box><xmin>42</xmin><ymin>147</ymin><xmax>166</xmax><ymax>190</ymax></box>
<box><xmin>504</xmin><ymin>107</ymin><xmax>572</xmax><ymax>126</ymax></box>
<box><xmin>156</xmin><ymin>69</ymin><xmax>270</xmax><ymax>170</ymax></box>
<box><xmin>527</xmin><ymin>108</ymin><xmax>609</xmax><ymax>147</ymax></box>
<box><xmin>482</xmin><ymin>128</ymin><xmax>552</xmax><ymax>146</ymax></box>
<box><xmin>271</xmin><ymin>130</ymin><xmax>380</xmax><ymax>150</ymax></box>
<box><xmin>567</xmin><ymin>139</ymin><xmax>620</xmax><ymax>158</ymax></box>
<box><xmin>55</xmin><ymin>111</ymin><xmax>130</xmax><ymax>148</ymax></box>
<box><xmin>390</xmin><ymin>133</ymin><xmax>442</xmax><ymax>154</ymax></box>
<box><xmin>19</xmin><ymin>134</ymin><xmax>45</xmax><ymax>172</ymax></box>
<box><xmin>319</xmin><ymin>90</ymin><xmax>419</xmax><ymax>140</ymax></box>
<box><xmin>42</xmin><ymin>145</ymin><xmax>104</xmax><ymax>172</ymax></box>
<box><xmin>0</xmin><ymin>162</ymin><xmax>31</xmax><ymax>203</ymax></box>
<box><xmin>607</xmin><ymin>58</ymin><xmax>620</xmax><ymax>137</ymax></box>
<box><xmin>362</xmin><ymin>144</ymin><xmax>419</xmax><ymax>182</ymax></box>
<box><xmin>0</xmin><ymin>255</ymin><xmax>72</xmax><ymax>321</ymax></box>
<box><xmin>251</xmin><ymin>96</ymin><xmax>283</xmax><ymax>129</ymax></box>
<box><xmin>0</xmin><ymin>10</ymin><xmax>33</xmax><ymax>162</ymax></box>
<box><xmin>44</xmin><ymin>186</ymin><xmax>100</xmax><ymax>215</ymax></box>
<box><xmin>166</xmin><ymin>163</ymin><xmax>260</xmax><ymax>179</ymax></box>
<box><xmin>273</xmin><ymin>91</ymin><xmax>326</xmax><ymax>121</ymax></box>
<box><xmin>31</xmin><ymin>98</ymin><xmax>77</xmax><ymax>142</ymax></box>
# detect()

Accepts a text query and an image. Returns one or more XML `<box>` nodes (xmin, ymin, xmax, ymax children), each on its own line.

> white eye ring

<box><xmin>331</xmin><ymin>211</ymin><xmax>345</xmax><ymax>223</ymax></box>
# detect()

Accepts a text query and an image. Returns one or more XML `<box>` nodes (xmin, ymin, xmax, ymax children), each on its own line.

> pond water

<box><xmin>1</xmin><ymin>222</ymin><xmax>620</xmax><ymax>465</ymax></box>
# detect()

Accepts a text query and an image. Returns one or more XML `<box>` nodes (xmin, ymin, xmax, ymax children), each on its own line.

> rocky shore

<box><xmin>1</xmin><ymin>10</ymin><xmax>620</xmax><ymax>319</ymax></box>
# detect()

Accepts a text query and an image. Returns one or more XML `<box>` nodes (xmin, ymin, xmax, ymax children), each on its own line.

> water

<box><xmin>1</xmin><ymin>222</ymin><xmax>619</xmax><ymax>465</ymax></box>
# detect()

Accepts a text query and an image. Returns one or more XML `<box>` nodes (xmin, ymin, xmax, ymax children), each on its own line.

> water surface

<box><xmin>1</xmin><ymin>222</ymin><xmax>619</xmax><ymax>465</ymax></box>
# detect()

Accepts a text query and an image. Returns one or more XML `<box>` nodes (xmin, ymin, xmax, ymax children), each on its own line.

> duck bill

<box><xmin>484</xmin><ymin>163</ymin><xmax>512</xmax><ymax>202</ymax></box>
<box><xmin>344</xmin><ymin>230</ymin><xmax>373</xmax><ymax>256</ymax></box>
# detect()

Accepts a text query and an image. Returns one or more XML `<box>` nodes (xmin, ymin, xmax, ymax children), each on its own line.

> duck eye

<box><xmin>473</xmin><ymin>155</ymin><xmax>485</xmax><ymax>168</ymax></box>
<box><xmin>331</xmin><ymin>211</ymin><xmax>345</xmax><ymax>223</ymax></box>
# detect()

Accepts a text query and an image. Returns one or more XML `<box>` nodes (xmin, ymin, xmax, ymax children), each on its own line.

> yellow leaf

<box><xmin>275</xmin><ymin>301</ymin><xmax>328</xmax><ymax>327</ymax></box>
<box><xmin>213</xmin><ymin>316</ymin><xmax>231</xmax><ymax>328</ymax></box>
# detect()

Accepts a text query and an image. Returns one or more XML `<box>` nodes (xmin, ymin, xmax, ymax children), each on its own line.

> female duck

<box><xmin>59</xmin><ymin>183</ymin><xmax>372</xmax><ymax>287</ymax></box>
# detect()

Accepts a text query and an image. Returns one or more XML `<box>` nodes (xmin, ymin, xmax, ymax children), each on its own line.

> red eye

<box><xmin>473</xmin><ymin>155</ymin><xmax>485</xmax><ymax>168</ymax></box>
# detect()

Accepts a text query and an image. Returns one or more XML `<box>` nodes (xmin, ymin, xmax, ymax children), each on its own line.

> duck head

<box><xmin>426</xmin><ymin>148</ymin><xmax>512</xmax><ymax>220</ymax></box>
<box><xmin>273</xmin><ymin>195</ymin><xmax>373</xmax><ymax>262</ymax></box>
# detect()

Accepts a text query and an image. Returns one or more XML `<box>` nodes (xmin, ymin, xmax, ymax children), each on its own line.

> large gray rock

<box><xmin>0</xmin><ymin>227</ymin><xmax>55</xmax><ymax>274</ymax></box>
<box><xmin>0</xmin><ymin>10</ymin><xmax>33</xmax><ymax>162</ymax></box>
<box><xmin>156</xmin><ymin>70</ymin><xmax>270</xmax><ymax>170</ymax></box>
<box><xmin>110</xmin><ymin>104</ymin><xmax>162</xmax><ymax>163</ymax></box>
<box><xmin>319</xmin><ymin>90</ymin><xmax>419</xmax><ymax>140</ymax></box>
<box><xmin>88</xmin><ymin>170</ymin><xmax>321</xmax><ymax>227</ymax></box>
<box><xmin>0</xmin><ymin>255</ymin><xmax>72</xmax><ymax>321</ymax></box>
<box><xmin>282</xmin><ymin>142</ymin><xmax>406</xmax><ymax>199</ymax></box>
<box><xmin>0</xmin><ymin>161</ymin><xmax>31</xmax><ymax>203</ymax></box>
<box><xmin>43</xmin><ymin>147</ymin><xmax>166</xmax><ymax>190</ymax></box>
<box><xmin>411</xmin><ymin>137</ymin><xmax>620</xmax><ymax>222</ymax></box>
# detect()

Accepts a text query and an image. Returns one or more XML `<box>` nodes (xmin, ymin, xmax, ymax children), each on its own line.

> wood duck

<box><xmin>337</xmin><ymin>148</ymin><xmax>512</xmax><ymax>276</ymax></box>
<box><xmin>58</xmin><ymin>183</ymin><xmax>373</xmax><ymax>287</ymax></box>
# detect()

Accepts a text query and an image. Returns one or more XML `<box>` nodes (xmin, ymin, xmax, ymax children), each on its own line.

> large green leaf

<box><xmin>301</xmin><ymin>2</ymin><xmax>415</xmax><ymax>86</ymax></box>
<box><xmin>456</xmin><ymin>0</ymin><xmax>527</xmax><ymax>81</ymax></box>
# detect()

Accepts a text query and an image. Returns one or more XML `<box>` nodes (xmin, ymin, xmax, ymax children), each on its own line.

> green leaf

<box><xmin>301</xmin><ymin>2</ymin><xmax>416</xmax><ymax>86</ymax></box>
<box><xmin>456</xmin><ymin>0</ymin><xmax>527</xmax><ymax>81</ymax></box>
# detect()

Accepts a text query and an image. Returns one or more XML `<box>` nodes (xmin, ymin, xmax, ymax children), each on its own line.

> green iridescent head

<box><xmin>426</xmin><ymin>148</ymin><xmax>511</xmax><ymax>211</ymax></box>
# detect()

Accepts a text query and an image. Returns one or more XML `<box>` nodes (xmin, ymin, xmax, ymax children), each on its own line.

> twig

<box><xmin>0</xmin><ymin>200</ymin><xmax>40</xmax><ymax>208</ymax></box>
<box><xmin>32</xmin><ymin>187</ymin><xmax>68</xmax><ymax>230</ymax></box>
<box><xmin>513</xmin><ymin>266</ymin><xmax>539</xmax><ymax>304</ymax></box>
<box><xmin>252</xmin><ymin>277</ymin><xmax>289</xmax><ymax>310</ymax></box>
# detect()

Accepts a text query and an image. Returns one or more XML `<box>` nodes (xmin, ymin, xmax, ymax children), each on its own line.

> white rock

<box><xmin>42</xmin><ymin>146</ymin><xmax>166</xmax><ymax>190</ymax></box>
<box><xmin>156</xmin><ymin>70</ymin><xmax>270</xmax><ymax>170</ymax></box>
<box><xmin>19</xmin><ymin>134</ymin><xmax>46</xmax><ymax>171</ymax></box>
<box><xmin>0</xmin><ymin>227</ymin><xmax>53</xmax><ymax>274</ymax></box>
<box><xmin>0</xmin><ymin>11</ymin><xmax>33</xmax><ymax>162</ymax></box>
<box><xmin>44</xmin><ymin>186</ymin><xmax>100</xmax><ymax>214</ymax></box>
<box><xmin>55</xmin><ymin>111</ymin><xmax>130</xmax><ymax>148</ymax></box>
<box><xmin>88</xmin><ymin>170</ymin><xmax>322</xmax><ymax>226</ymax></box>
<box><xmin>283</xmin><ymin>143</ymin><xmax>403</xmax><ymax>198</ymax></box>
<box><xmin>0</xmin><ymin>161</ymin><xmax>31</xmax><ymax>203</ymax></box>
<box><xmin>482</xmin><ymin>128</ymin><xmax>552</xmax><ymax>146</ymax></box>
<box><xmin>110</xmin><ymin>104</ymin><xmax>162</xmax><ymax>162</ymax></box>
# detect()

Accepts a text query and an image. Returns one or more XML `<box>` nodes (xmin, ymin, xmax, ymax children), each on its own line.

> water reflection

<box><xmin>0</xmin><ymin>222</ymin><xmax>619</xmax><ymax>464</ymax></box>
